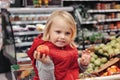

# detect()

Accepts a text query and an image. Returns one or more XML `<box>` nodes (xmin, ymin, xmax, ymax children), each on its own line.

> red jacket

<box><xmin>27</xmin><ymin>34</ymin><xmax>79</xmax><ymax>80</ymax></box>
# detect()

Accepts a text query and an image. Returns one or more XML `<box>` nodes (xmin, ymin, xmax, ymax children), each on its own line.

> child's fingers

<box><xmin>36</xmin><ymin>52</ymin><xmax>41</xmax><ymax>59</ymax></box>
<box><xmin>83</xmin><ymin>49</ymin><xmax>91</xmax><ymax>54</ymax></box>
<box><xmin>81</xmin><ymin>57</ymin><xmax>89</xmax><ymax>66</ymax></box>
<box><xmin>82</xmin><ymin>53</ymin><xmax>91</xmax><ymax>60</ymax></box>
<box><xmin>41</xmin><ymin>54</ymin><xmax>48</xmax><ymax>60</ymax></box>
<box><xmin>41</xmin><ymin>54</ymin><xmax>51</xmax><ymax>64</ymax></box>
<box><xmin>34</xmin><ymin>51</ymin><xmax>41</xmax><ymax>60</ymax></box>
<box><xmin>33</xmin><ymin>51</ymin><xmax>37</xmax><ymax>59</ymax></box>
<box><xmin>39</xmin><ymin>54</ymin><xmax>47</xmax><ymax>63</ymax></box>
<box><xmin>81</xmin><ymin>51</ymin><xmax>91</xmax><ymax>66</ymax></box>
<box><xmin>38</xmin><ymin>54</ymin><xmax>46</xmax><ymax>60</ymax></box>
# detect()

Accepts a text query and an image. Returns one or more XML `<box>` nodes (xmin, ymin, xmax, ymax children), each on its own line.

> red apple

<box><xmin>36</xmin><ymin>45</ymin><xmax>49</xmax><ymax>58</ymax></box>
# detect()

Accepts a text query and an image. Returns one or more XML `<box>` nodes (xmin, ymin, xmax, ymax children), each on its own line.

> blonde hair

<box><xmin>42</xmin><ymin>10</ymin><xmax>77</xmax><ymax>47</ymax></box>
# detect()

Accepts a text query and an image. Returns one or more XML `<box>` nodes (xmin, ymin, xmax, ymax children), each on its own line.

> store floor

<box><xmin>0</xmin><ymin>72</ymin><xmax>12</xmax><ymax>80</ymax></box>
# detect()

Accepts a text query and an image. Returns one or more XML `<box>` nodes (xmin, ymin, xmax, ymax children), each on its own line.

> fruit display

<box><xmin>94</xmin><ymin>36</ymin><xmax>120</xmax><ymax>58</ymax></box>
<box><xmin>79</xmin><ymin>56</ymin><xmax>120</xmax><ymax>79</ymax></box>
<box><xmin>84</xmin><ymin>52</ymin><xmax>108</xmax><ymax>74</ymax></box>
<box><xmin>101</xmin><ymin>65</ymin><xmax>120</xmax><ymax>76</ymax></box>
<box><xmin>79</xmin><ymin>35</ymin><xmax>120</xmax><ymax>80</ymax></box>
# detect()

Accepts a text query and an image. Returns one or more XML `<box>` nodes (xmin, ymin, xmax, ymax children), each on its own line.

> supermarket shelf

<box><xmin>62</xmin><ymin>0</ymin><xmax>98</xmax><ymax>1</ymax></box>
<box><xmin>12</xmin><ymin>20</ymin><xmax>47</xmax><ymax>25</ymax></box>
<box><xmin>103</xmin><ymin>29</ymin><xmax>120</xmax><ymax>33</ymax></box>
<box><xmin>98</xmin><ymin>18</ymin><xmax>120</xmax><ymax>23</ymax></box>
<box><xmin>14</xmin><ymin>30</ymin><xmax>42</xmax><ymax>36</ymax></box>
<box><xmin>99</xmin><ymin>0</ymin><xmax>120</xmax><ymax>1</ymax></box>
<box><xmin>17</xmin><ymin>57</ymin><xmax>31</xmax><ymax>62</ymax></box>
<box><xmin>81</xmin><ymin>18</ymin><xmax>120</xmax><ymax>24</ymax></box>
<box><xmin>7</xmin><ymin>7</ymin><xmax>74</xmax><ymax>14</ymax></box>
<box><xmin>15</xmin><ymin>42</ymin><xmax>32</xmax><ymax>47</ymax></box>
<box><xmin>88</xmin><ymin>9</ymin><xmax>120</xmax><ymax>13</ymax></box>
<box><xmin>81</xmin><ymin>20</ymin><xmax>97</xmax><ymax>24</ymax></box>
<box><xmin>62</xmin><ymin>0</ymin><xmax>120</xmax><ymax>1</ymax></box>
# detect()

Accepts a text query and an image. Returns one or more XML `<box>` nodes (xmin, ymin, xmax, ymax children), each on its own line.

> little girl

<box><xmin>27</xmin><ymin>10</ymin><xmax>91</xmax><ymax>80</ymax></box>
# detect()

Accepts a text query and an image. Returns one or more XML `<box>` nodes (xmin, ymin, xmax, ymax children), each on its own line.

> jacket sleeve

<box><xmin>27</xmin><ymin>34</ymin><xmax>45</xmax><ymax>79</ymax></box>
<box><xmin>36</xmin><ymin>57</ymin><xmax>55</xmax><ymax>80</ymax></box>
<box><xmin>27</xmin><ymin>34</ymin><xmax>44</xmax><ymax>60</ymax></box>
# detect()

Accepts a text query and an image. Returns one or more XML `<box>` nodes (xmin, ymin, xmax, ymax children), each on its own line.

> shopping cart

<box><xmin>11</xmin><ymin>64</ymin><xmax>34</xmax><ymax>80</ymax></box>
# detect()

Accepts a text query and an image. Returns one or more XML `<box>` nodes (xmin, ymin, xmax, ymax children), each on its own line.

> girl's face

<box><xmin>49</xmin><ymin>17</ymin><xmax>72</xmax><ymax>48</ymax></box>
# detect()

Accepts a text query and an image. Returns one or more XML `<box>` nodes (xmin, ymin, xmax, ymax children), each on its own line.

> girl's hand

<box><xmin>80</xmin><ymin>49</ymin><xmax>91</xmax><ymax>66</ymax></box>
<box><xmin>34</xmin><ymin>45</ymin><xmax>50</xmax><ymax>64</ymax></box>
<box><xmin>34</xmin><ymin>51</ymin><xmax>51</xmax><ymax>64</ymax></box>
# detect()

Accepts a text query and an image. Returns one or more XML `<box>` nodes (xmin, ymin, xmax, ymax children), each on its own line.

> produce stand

<box><xmin>78</xmin><ymin>52</ymin><xmax>120</xmax><ymax>80</ymax></box>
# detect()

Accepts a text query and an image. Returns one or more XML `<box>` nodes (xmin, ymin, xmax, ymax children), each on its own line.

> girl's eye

<box><xmin>55</xmin><ymin>31</ymin><xmax>61</xmax><ymax>34</ymax></box>
<box><xmin>65</xmin><ymin>32</ymin><xmax>71</xmax><ymax>35</ymax></box>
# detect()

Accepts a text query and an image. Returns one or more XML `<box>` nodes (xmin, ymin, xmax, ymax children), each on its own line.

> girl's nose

<box><xmin>60</xmin><ymin>34</ymin><xmax>65</xmax><ymax>39</ymax></box>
